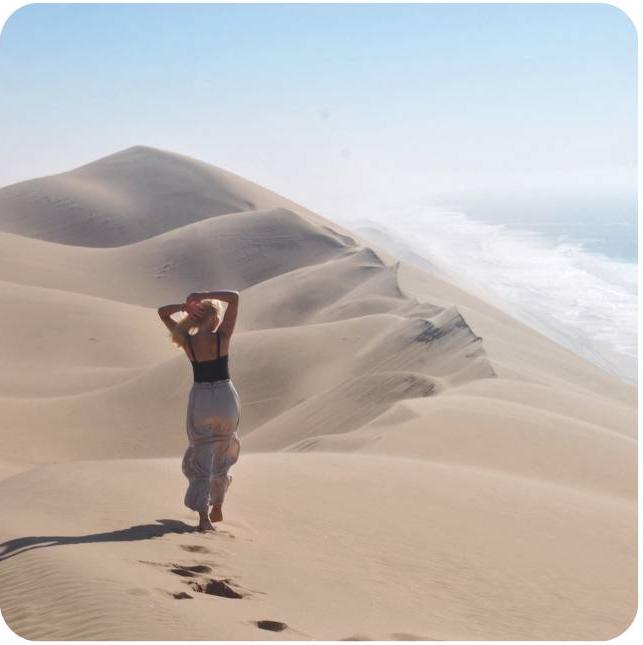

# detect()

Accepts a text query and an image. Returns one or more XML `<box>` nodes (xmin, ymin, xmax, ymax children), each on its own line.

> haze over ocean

<box><xmin>332</xmin><ymin>187</ymin><xmax>638</xmax><ymax>384</ymax></box>
<box><xmin>0</xmin><ymin>3</ymin><xmax>636</xmax><ymax>382</ymax></box>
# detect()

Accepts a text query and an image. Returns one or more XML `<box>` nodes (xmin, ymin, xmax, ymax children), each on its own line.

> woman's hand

<box><xmin>184</xmin><ymin>293</ymin><xmax>208</xmax><ymax>320</ymax></box>
<box><xmin>186</xmin><ymin>292</ymin><xmax>205</xmax><ymax>305</ymax></box>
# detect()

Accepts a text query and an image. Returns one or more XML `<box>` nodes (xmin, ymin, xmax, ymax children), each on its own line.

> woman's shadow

<box><xmin>0</xmin><ymin>519</ymin><xmax>198</xmax><ymax>561</ymax></box>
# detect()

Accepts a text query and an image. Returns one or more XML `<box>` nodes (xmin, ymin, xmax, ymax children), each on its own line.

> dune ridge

<box><xmin>0</xmin><ymin>146</ymin><xmax>636</xmax><ymax>640</ymax></box>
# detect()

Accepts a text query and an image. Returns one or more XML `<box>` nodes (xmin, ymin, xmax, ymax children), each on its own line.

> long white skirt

<box><xmin>181</xmin><ymin>379</ymin><xmax>241</xmax><ymax>512</ymax></box>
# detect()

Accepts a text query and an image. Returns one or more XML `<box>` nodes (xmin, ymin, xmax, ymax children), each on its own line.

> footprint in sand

<box><xmin>180</xmin><ymin>544</ymin><xmax>211</xmax><ymax>553</ymax></box>
<box><xmin>140</xmin><ymin>557</ymin><xmax>249</xmax><ymax>600</ymax></box>
<box><xmin>341</xmin><ymin>636</ymin><xmax>373</xmax><ymax>641</ymax></box>
<box><xmin>188</xmin><ymin>578</ymin><xmax>243</xmax><ymax>599</ymax></box>
<box><xmin>389</xmin><ymin>634</ymin><xmax>437</xmax><ymax>641</ymax></box>
<box><xmin>255</xmin><ymin>620</ymin><xmax>288</xmax><ymax>632</ymax></box>
<box><xmin>170</xmin><ymin>564</ymin><xmax>212</xmax><ymax>577</ymax></box>
<box><xmin>139</xmin><ymin>560</ymin><xmax>214</xmax><ymax>574</ymax></box>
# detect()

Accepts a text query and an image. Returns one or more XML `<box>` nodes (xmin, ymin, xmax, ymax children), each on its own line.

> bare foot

<box><xmin>197</xmin><ymin>510</ymin><xmax>215</xmax><ymax>532</ymax></box>
<box><xmin>197</xmin><ymin>523</ymin><xmax>215</xmax><ymax>532</ymax></box>
<box><xmin>209</xmin><ymin>504</ymin><xmax>223</xmax><ymax>523</ymax></box>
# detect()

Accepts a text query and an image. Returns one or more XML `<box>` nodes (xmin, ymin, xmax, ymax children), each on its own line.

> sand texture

<box><xmin>0</xmin><ymin>146</ymin><xmax>636</xmax><ymax>640</ymax></box>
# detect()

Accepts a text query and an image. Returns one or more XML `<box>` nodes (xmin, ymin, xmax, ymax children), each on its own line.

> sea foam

<box><xmin>342</xmin><ymin>208</ymin><xmax>637</xmax><ymax>384</ymax></box>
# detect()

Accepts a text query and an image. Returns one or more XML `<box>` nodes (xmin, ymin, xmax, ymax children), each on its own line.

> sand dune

<box><xmin>288</xmin><ymin>388</ymin><xmax>635</xmax><ymax>499</ymax></box>
<box><xmin>0</xmin><ymin>455</ymin><xmax>635</xmax><ymax>640</ymax></box>
<box><xmin>0</xmin><ymin>146</ymin><xmax>636</xmax><ymax>640</ymax></box>
<box><xmin>0</xmin><ymin>146</ymin><xmax>350</xmax><ymax>247</ymax></box>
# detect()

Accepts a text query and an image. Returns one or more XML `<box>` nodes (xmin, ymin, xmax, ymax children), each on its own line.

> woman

<box><xmin>157</xmin><ymin>290</ymin><xmax>241</xmax><ymax>532</ymax></box>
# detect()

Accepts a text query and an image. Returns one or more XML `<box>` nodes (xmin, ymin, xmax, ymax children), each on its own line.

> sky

<box><xmin>0</xmin><ymin>2</ymin><xmax>637</xmax><ymax>212</ymax></box>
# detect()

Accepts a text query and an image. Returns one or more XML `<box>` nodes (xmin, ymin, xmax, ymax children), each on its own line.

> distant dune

<box><xmin>0</xmin><ymin>146</ymin><xmax>636</xmax><ymax>640</ymax></box>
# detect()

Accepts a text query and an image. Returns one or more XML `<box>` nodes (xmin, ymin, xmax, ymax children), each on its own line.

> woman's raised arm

<box><xmin>157</xmin><ymin>303</ymin><xmax>186</xmax><ymax>332</ymax></box>
<box><xmin>158</xmin><ymin>303</ymin><xmax>186</xmax><ymax>316</ymax></box>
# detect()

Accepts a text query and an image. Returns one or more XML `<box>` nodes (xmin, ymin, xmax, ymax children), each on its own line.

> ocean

<box><xmin>336</xmin><ymin>190</ymin><xmax>637</xmax><ymax>385</ymax></box>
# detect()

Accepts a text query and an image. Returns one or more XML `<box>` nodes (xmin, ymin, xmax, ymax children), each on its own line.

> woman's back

<box><xmin>186</xmin><ymin>331</ymin><xmax>230</xmax><ymax>383</ymax></box>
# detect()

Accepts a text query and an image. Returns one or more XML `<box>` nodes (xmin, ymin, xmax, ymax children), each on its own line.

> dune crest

<box><xmin>0</xmin><ymin>146</ymin><xmax>636</xmax><ymax>640</ymax></box>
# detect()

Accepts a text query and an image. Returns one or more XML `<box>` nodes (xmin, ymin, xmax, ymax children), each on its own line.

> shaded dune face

<box><xmin>0</xmin><ymin>145</ymin><xmax>495</xmax><ymax>469</ymax></box>
<box><xmin>0</xmin><ymin>146</ymin><xmax>276</xmax><ymax>246</ymax></box>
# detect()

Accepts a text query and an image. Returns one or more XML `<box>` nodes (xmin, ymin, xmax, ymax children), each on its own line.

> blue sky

<box><xmin>0</xmin><ymin>2</ymin><xmax>637</xmax><ymax>210</ymax></box>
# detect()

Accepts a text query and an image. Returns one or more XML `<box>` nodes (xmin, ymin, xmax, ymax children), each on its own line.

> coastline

<box><xmin>0</xmin><ymin>146</ymin><xmax>636</xmax><ymax>640</ymax></box>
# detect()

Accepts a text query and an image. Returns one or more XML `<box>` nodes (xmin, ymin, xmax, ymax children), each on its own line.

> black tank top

<box><xmin>186</xmin><ymin>331</ymin><xmax>230</xmax><ymax>383</ymax></box>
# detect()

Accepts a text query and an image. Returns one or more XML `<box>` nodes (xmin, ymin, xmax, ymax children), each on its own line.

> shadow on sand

<box><xmin>0</xmin><ymin>519</ymin><xmax>198</xmax><ymax>561</ymax></box>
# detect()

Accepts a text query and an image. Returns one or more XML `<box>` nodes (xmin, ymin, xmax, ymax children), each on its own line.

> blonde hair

<box><xmin>170</xmin><ymin>299</ymin><xmax>226</xmax><ymax>350</ymax></box>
